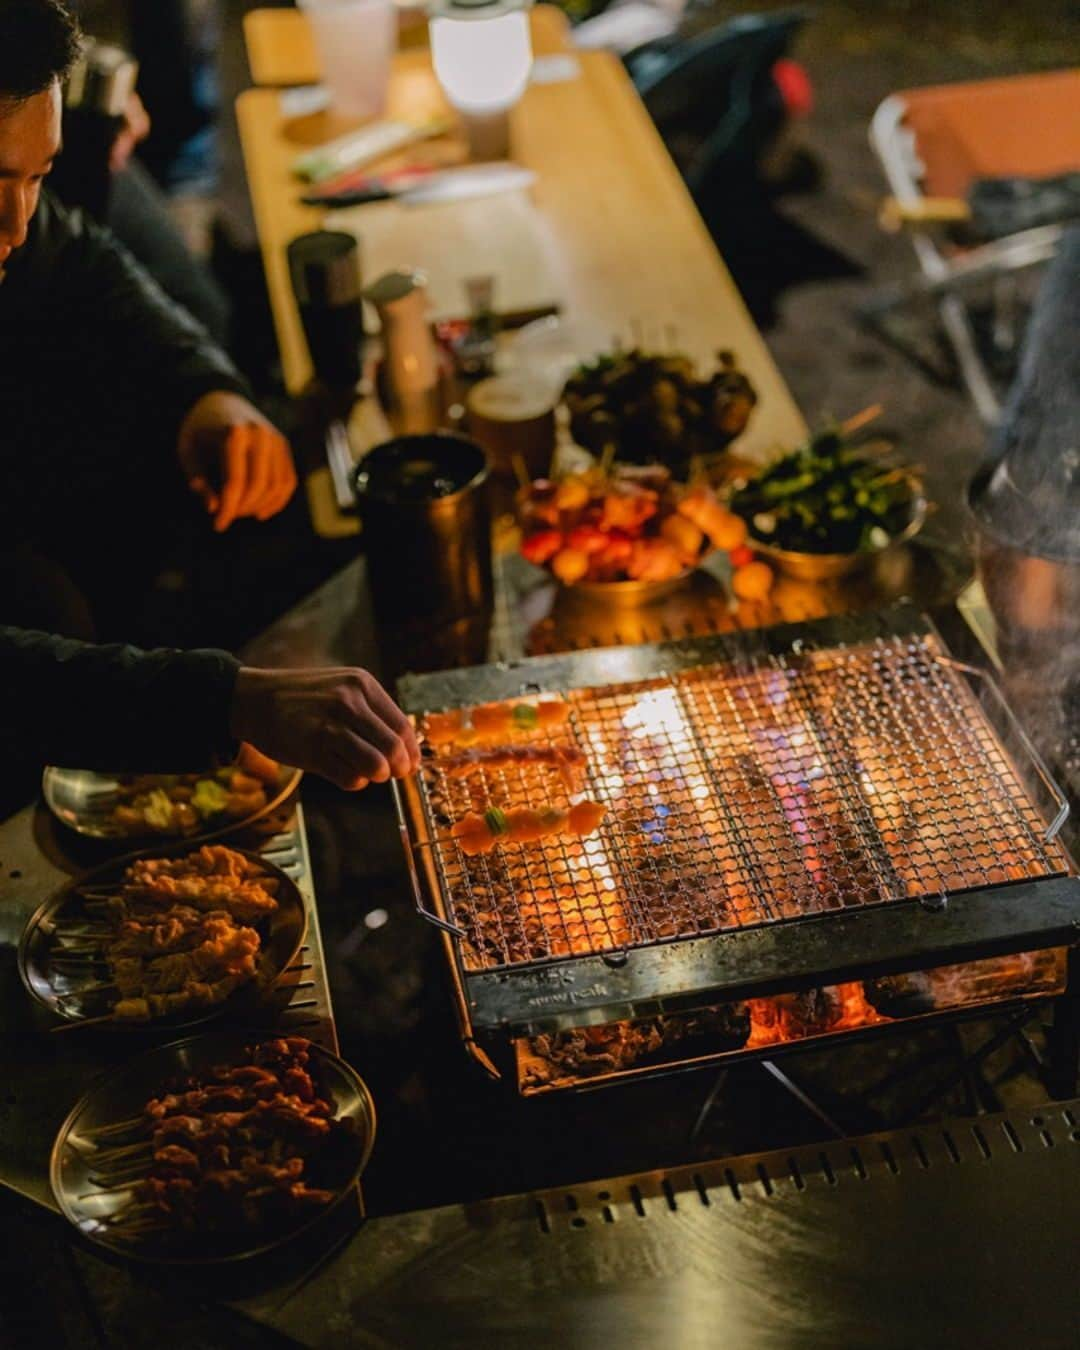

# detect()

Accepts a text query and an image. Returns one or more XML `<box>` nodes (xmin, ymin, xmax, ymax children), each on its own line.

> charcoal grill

<box><xmin>394</xmin><ymin>607</ymin><xmax>1079</xmax><ymax>1091</ymax></box>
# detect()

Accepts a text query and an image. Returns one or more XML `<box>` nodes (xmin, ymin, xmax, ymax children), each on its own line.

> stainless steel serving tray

<box><xmin>18</xmin><ymin>845</ymin><xmax>308</xmax><ymax>1031</ymax></box>
<box><xmin>42</xmin><ymin>764</ymin><xmax>302</xmax><ymax>843</ymax></box>
<box><xmin>50</xmin><ymin>1031</ymin><xmax>375</xmax><ymax>1264</ymax></box>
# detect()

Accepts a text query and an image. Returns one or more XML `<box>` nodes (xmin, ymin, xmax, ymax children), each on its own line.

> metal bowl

<box><xmin>562</xmin><ymin>568</ymin><xmax>697</xmax><ymax>607</ymax></box>
<box><xmin>748</xmin><ymin>493</ymin><xmax>928</xmax><ymax>582</ymax></box>
<box><xmin>50</xmin><ymin>1030</ymin><xmax>375</xmax><ymax>1264</ymax></box>
<box><xmin>18</xmin><ymin>844</ymin><xmax>307</xmax><ymax>1031</ymax></box>
<box><xmin>42</xmin><ymin>764</ymin><xmax>302</xmax><ymax>843</ymax></box>
<box><xmin>554</xmin><ymin>542</ymin><xmax>715</xmax><ymax>608</ymax></box>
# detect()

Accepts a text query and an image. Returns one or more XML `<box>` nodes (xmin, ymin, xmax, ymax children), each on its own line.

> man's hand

<box><xmin>230</xmin><ymin>666</ymin><xmax>421</xmax><ymax>791</ymax></box>
<box><xmin>109</xmin><ymin>92</ymin><xmax>151</xmax><ymax>175</ymax></box>
<box><xmin>178</xmin><ymin>391</ymin><xmax>298</xmax><ymax>532</ymax></box>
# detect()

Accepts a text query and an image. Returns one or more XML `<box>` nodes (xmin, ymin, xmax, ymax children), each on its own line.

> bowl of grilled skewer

<box><xmin>51</xmin><ymin>1032</ymin><xmax>374</xmax><ymax>1263</ymax></box>
<box><xmin>18</xmin><ymin>843</ymin><xmax>306</xmax><ymax>1031</ymax></box>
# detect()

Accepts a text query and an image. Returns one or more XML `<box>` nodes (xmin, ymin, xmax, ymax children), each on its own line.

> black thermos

<box><xmin>287</xmin><ymin>230</ymin><xmax>365</xmax><ymax>394</ymax></box>
<box><xmin>52</xmin><ymin>40</ymin><xmax>139</xmax><ymax>221</ymax></box>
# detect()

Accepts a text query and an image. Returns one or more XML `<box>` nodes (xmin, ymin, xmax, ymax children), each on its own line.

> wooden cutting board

<box><xmin>327</xmin><ymin>188</ymin><xmax>563</xmax><ymax>325</ymax></box>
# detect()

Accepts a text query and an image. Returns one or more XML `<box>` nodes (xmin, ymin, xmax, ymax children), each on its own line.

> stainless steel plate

<box><xmin>51</xmin><ymin>1031</ymin><xmax>375</xmax><ymax>1264</ymax></box>
<box><xmin>18</xmin><ymin>845</ymin><xmax>307</xmax><ymax>1030</ymax></box>
<box><xmin>42</xmin><ymin>764</ymin><xmax>302</xmax><ymax>842</ymax></box>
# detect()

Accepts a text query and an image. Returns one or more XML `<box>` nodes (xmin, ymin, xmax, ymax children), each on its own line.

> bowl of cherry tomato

<box><xmin>517</xmin><ymin>465</ymin><xmax>775</xmax><ymax>606</ymax></box>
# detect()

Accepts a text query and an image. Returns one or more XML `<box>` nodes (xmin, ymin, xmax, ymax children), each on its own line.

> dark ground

<box><xmin>2</xmin><ymin>4</ymin><xmax>1079</xmax><ymax>1347</ymax></box>
<box><xmin>725</xmin><ymin>0</ymin><xmax>1079</xmax><ymax>538</ymax></box>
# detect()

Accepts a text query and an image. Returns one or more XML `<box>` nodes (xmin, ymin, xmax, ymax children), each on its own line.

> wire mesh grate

<box><xmin>411</xmin><ymin>636</ymin><xmax>1069</xmax><ymax>972</ymax></box>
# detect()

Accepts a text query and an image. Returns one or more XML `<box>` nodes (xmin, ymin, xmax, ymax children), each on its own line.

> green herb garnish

<box><xmin>730</xmin><ymin>427</ymin><xmax>919</xmax><ymax>554</ymax></box>
<box><xmin>484</xmin><ymin>807</ymin><xmax>510</xmax><ymax>837</ymax></box>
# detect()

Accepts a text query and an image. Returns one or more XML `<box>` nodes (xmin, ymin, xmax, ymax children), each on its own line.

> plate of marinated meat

<box><xmin>51</xmin><ymin>1033</ymin><xmax>374</xmax><ymax>1263</ymax></box>
<box><xmin>43</xmin><ymin>745</ymin><xmax>301</xmax><ymax>843</ymax></box>
<box><xmin>19</xmin><ymin>844</ymin><xmax>307</xmax><ymax>1030</ymax></box>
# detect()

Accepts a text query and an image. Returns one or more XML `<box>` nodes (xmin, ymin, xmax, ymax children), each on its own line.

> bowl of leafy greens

<box><xmin>728</xmin><ymin>426</ymin><xmax>926</xmax><ymax>581</ymax></box>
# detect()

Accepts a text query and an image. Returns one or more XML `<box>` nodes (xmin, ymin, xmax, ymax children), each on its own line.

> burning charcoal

<box><xmin>863</xmin><ymin>972</ymin><xmax>937</xmax><ymax>1018</ymax></box>
<box><xmin>518</xmin><ymin>1001</ymin><xmax>751</xmax><ymax>1091</ymax></box>
<box><xmin>672</xmin><ymin>1003</ymin><xmax>752</xmax><ymax>1051</ymax></box>
<box><xmin>750</xmin><ymin>987</ymin><xmax>845</xmax><ymax>1043</ymax></box>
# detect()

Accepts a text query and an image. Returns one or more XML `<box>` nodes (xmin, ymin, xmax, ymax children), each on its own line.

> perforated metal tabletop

<box><xmin>235</xmin><ymin>1098</ymin><xmax>1080</xmax><ymax>1349</ymax></box>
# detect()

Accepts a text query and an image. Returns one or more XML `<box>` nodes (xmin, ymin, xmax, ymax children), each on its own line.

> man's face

<box><xmin>0</xmin><ymin>82</ymin><xmax>61</xmax><ymax>280</ymax></box>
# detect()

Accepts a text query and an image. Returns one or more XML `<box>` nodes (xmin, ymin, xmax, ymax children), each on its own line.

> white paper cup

<box><xmin>298</xmin><ymin>0</ymin><xmax>397</xmax><ymax>120</ymax></box>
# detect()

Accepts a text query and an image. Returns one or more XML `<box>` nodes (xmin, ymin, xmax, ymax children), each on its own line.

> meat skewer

<box><xmin>450</xmin><ymin>800</ymin><xmax>607</xmax><ymax>856</ymax></box>
<box><xmin>78</xmin><ymin>1038</ymin><xmax>354</xmax><ymax>1242</ymax></box>
<box><xmin>422</xmin><ymin>700</ymin><xmax>570</xmax><ymax>748</ymax></box>
<box><xmin>50</xmin><ymin>846</ymin><xmax>280</xmax><ymax>1025</ymax></box>
<box><xmin>441</xmin><ymin>745</ymin><xmax>586</xmax><ymax>792</ymax></box>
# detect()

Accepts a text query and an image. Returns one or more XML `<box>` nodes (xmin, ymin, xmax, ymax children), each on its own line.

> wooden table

<box><xmin>237</xmin><ymin>4</ymin><xmax>806</xmax><ymax>458</ymax></box>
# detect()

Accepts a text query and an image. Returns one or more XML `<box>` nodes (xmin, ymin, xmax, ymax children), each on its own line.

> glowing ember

<box><xmin>518</xmin><ymin>949</ymin><xmax>1067</xmax><ymax>1089</ymax></box>
<box><xmin>747</xmin><ymin>982</ymin><xmax>889</xmax><ymax>1048</ymax></box>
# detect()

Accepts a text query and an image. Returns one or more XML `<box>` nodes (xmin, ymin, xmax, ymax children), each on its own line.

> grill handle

<box><xmin>391</xmin><ymin>780</ymin><xmax>467</xmax><ymax>938</ymax></box>
<box><xmin>943</xmin><ymin>657</ymin><xmax>1070</xmax><ymax>843</ymax></box>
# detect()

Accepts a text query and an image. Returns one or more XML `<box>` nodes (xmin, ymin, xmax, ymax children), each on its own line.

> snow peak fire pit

<box><xmin>394</xmin><ymin>608</ymin><xmax>1078</xmax><ymax>1093</ymax></box>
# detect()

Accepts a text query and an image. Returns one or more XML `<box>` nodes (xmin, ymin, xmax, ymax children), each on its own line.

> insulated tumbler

<box><xmin>353</xmin><ymin>434</ymin><xmax>494</xmax><ymax>669</ymax></box>
<box><xmin>287</xmin><ymin>230</ymin><xmax>365</xmax><ymax>392</ymax></box>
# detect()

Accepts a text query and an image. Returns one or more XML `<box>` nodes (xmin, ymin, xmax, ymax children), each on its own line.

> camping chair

<box><xmin>867</xmin><ymin>68</ymin><xmax>1080</xmax><ymax>425</ymax></box>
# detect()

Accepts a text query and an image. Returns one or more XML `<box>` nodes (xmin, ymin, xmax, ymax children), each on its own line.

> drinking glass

<box><xmin>298</xmin><ymin>0</ymin><xmax>397</xmax><ymax>121</ymax></box>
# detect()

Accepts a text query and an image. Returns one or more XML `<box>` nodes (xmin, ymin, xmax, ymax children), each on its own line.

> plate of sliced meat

<box><xmin>18</xmin><ymin>844</ymin><xmax>307</xmax><ymax>1030</ymax></box>
<box><xmin>50</xmin><ymin>1032</ymin><xmax>374</xmax><ymax>1263</ymax></box>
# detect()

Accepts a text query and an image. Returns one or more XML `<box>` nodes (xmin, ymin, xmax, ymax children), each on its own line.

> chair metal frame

<box><xmin>868</xmin><ymin>93</ymin><xmax>1063</xmax><ymax>426</ymax></box>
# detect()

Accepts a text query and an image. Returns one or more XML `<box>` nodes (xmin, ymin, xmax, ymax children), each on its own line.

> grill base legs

<box><xmin>1045</xmin><ymin>949</ymin><xmax>1080</xmax><ymax>1100</ymax></box>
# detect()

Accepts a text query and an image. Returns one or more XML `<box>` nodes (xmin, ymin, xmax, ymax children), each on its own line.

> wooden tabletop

<box><xmin>236</xmin><ymin>5</ymin><xmax>805</xmax><ymax>532</ymax></box>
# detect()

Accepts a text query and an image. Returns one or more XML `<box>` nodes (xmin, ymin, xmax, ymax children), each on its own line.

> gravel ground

<box><xmin>714</xmin><ymin>0</ymin><xmax>1079</xmax><ymax>542</ymax></box>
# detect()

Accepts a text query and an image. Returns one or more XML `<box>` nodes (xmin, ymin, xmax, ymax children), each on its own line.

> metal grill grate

<box><xmin>412</xmin><ymin>636</ymin><xmax>1069</xmax><ymax>973</ymax></box>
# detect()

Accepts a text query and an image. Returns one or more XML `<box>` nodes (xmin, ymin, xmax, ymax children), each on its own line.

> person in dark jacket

<box><xmin>0</xmin><ymin>0</ymin><xmax>297</xmax><ymax>644</ymax></box>
<box><xmin>0</xmin><ymin>2</ymin><xmax>419</xmax><ymax>813</ymax></box>
<box><xmin>1</xmin><ymin>626</ymin><xmax>421</xmax><ymax>793</ymax></box>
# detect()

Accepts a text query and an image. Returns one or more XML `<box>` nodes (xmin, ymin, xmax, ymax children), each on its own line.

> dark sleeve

<box><xmin>0</xmin><ymin>626</ymin><xmax>241</xmax><ymax>773</ymax></box>
<box><xmin>35</xmin><ymin>193</ymin><xmax>250</xmax><ymax>439</ymax></box>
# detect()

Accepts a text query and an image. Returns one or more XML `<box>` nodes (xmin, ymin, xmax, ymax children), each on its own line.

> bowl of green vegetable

<box><xmin>728</xmin><ymin>426</ymin><xmax>927</xmax><ymax>581</ymax></box>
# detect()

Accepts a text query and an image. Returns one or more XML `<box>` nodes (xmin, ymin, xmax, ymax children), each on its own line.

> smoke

<box><xmin>973</xmin><ymin>224</ymin><xmax>1080</xmax><ymax>562</ymax></box>
<box><xmin>968</xmin><ymin>226</ymin><xmax>1080</xmax><ymax>806</ymax></box>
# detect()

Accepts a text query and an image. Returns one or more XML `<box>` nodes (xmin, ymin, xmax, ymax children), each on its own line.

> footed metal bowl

<box><xmin>749</xmin><ymin>493</ymin><xmax>928</xmax><ymax>582</ymax></box>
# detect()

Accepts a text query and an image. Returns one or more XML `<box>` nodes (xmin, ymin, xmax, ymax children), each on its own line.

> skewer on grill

<box><xmin>77</xmin><ymin>1182</ymin><xmax>139</xmax><ymax>1199</ymax></box>
<box><xmin>54</xmin><ymin>983</ymin><xmax>118</xmax><ymax>1001</ymax></box>
<box><xmin>100</xmin><ymin>1202</ymin><xmax>160</xmax><ymax>1225</ymax></box>
<box><xmin>90</xmin><ymin>1160</ymin><xmax>155</xmax><ymax>1186</ymax></box>
<box><xmin>50</xmin><ymin>1013</ymin><xmax>117</xmax><ymax>1032</ymax></box>
<box><xmin>89</xmin><ymin>1155</ymin><xmax>152</xmax><ymax>1180</ymax></box>
<box><xmin>106</xmin><ymin>1219</ymin><xmax>171</xmax><ymax>1240</ymax></box>
<box><xmin>86</xmin><ymin>1139</ymin><xmax>152</xmax><ymax>1164</ymax></box>
<box><xmin>77</xmin><ymin>1114</ymin><xmax>147</xmax><ymax>1140</ymax></box>
<box><xmin>87</xmin><ymin>1151</ymin><xmax>153</xmax><ymax>1177</ymax></box>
